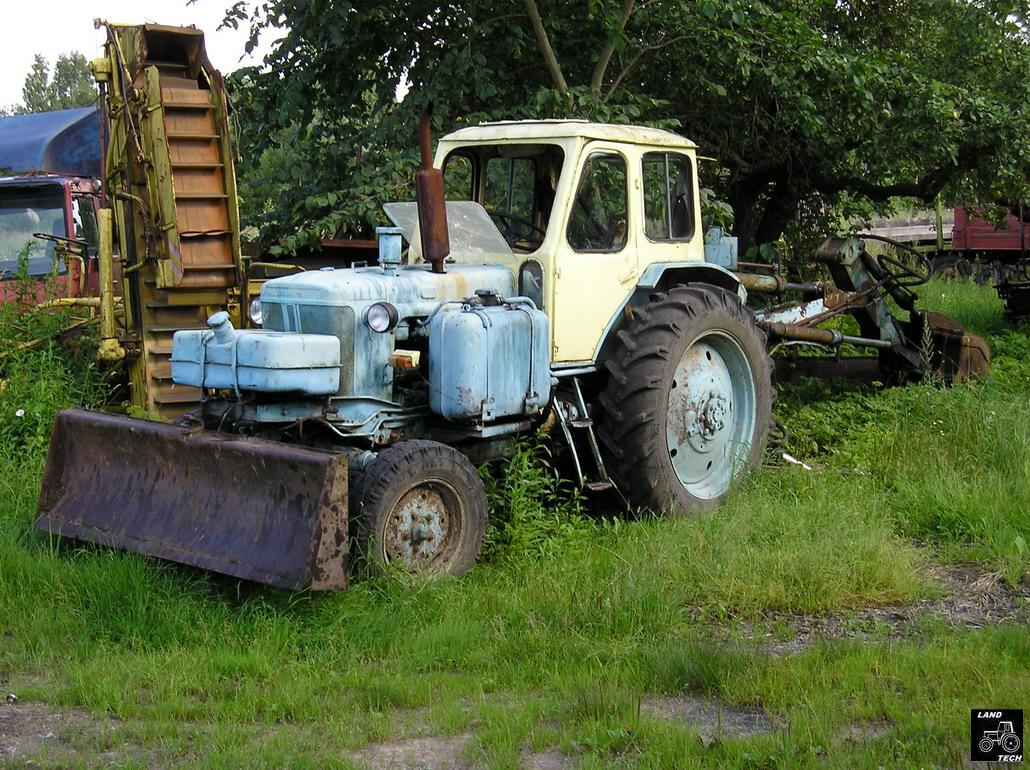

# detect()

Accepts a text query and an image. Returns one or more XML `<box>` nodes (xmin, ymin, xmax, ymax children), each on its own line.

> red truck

<box><xmin>951</xmin><ymin>204</ymin><xmax>1029</xmax><ymax>261</ymax></box>
<box><xmin>950</xmin><ymin>204</ymin><xmax>1029</xmax><ymax>317</ymax></box>
<box><xmin>0</xmin><ymin>107</ymin><xmax>102</xmax><ymax>303</ymax></box>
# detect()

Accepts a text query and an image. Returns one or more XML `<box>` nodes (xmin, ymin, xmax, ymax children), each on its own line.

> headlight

<box><xmin>248</xmin><ymin>297</ymin><xmax>263</xmax><ymax>326</ymax></box>
<box><xmin>365</xmin><ymin>301</ymin><xmax>399</xmax><ymax>333</ymax></box>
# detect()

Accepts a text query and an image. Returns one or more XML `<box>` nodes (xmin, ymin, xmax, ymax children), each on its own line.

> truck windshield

<box><xmin>0</xmin><ymin>186</ymin><xmax>67</xmax><ymax>278</ymax></box>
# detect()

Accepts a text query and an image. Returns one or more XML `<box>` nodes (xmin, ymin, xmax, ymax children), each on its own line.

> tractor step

<box><xmin>555</xmin><ymin>377</ymin><xmax>614</xmax><ymax>492</ymax></box>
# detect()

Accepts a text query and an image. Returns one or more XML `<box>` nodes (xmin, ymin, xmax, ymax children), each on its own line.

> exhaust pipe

<box><xmin>415</xmin><ymin>102</ymin><xmax>449</xmax><ymax>274</ymax></box>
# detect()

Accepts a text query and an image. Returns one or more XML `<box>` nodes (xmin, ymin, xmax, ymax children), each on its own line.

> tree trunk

<box><xmin>755</xmin><ymin>178</ymin><xmax>799</xmax><ymax>247</ymax></box>
<box><xmin>521</xmin><ymin>0</ymin><xmax>568</xmax><ymax>91</ymax></box>
<box><xmin>728</xmin><ymin>174</ymin><xmax>801</xmax><ymax>256</ymax></box>
<box><xmin>728</xmin><ymin>180</ymin><xmax>765</xmax><ymax>257</ymax></box>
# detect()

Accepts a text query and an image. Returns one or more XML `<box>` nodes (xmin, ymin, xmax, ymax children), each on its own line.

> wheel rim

<box><xmin>1003</xmin><ymin>735</ymin><xmax>1020</xmax><ymax>752</ymax></box>
<box><xmin>666</xmin><ymin>330</ymin><xmax>757</xmax><ymax>500</ymax></box>
<box><xmin>980</xmin><ymin>739</ymin><xmax>995</xmax><ymax>753</ymax></box>
<box><xmin>380</xmin><ymin>477</ymin><xmax>465</xmax><ymax>572</ymax></box>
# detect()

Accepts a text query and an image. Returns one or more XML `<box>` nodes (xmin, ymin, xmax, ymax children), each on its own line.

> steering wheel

<box><xmin>856</xmin><ymin>233</ymin><xmax>932</xmax><ymax>312</ymax></box>
<box><xmin>32</xmin><ymin>232</ymin><xmax>89</xmax><ymax>253</ymax></box>
<box><xmin>490</xmin><ymin>212</ymin><xmax>547</xmax><ymax>249</ymax></box>
<box><xmin>857</xmin><ymin>233</ymin><xmax>932</xmax><ymax>286</ymax></box>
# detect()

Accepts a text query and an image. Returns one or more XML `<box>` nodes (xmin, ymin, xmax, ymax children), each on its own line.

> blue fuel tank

<box><xmin>428</xmin><ymin>295</ymin><xmax>551</xmax><ymax>422</ymax></box>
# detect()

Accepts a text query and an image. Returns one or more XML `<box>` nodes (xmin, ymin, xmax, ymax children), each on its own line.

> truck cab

<box><xmin>0</xmin><ymin>107</ymin><xmax>102</xmax><ymax>302</ymax></box>
<box><xmin>0</xmin><ymin>174</ymin><xmax>101</xmax><ymax>300</ymax></box>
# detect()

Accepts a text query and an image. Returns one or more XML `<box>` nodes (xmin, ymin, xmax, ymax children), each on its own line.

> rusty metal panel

<box><xmin>36</xmin><ymin>409</ymin><xmax>349</xmax><ymax>590</ymax></box>
<box><xmin>175</xmin><ymin>198</ymin><xmax>231</xmax><ymax>234</ymax></box>
<box><xmin>922</xmin><ymin>311</ymin><xmax>991</xmax><ymax>383</ymax></box>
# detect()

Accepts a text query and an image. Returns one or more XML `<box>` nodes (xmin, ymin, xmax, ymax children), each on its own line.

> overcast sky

<box><xmin>0</xmin><ymin>0</ymin><xmax>271</xmax><ymax>109</ymax></box>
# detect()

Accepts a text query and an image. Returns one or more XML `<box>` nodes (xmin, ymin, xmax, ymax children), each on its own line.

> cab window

<box><xmin>442</xmin><ymin>144</ymin><xmax>564</xmax><ymax>253</ymax></box>
<box><xmin>566</xmin><ymin>152</ymin><xmax>628</xmax><ymax>252</ymax></box>
<box><xmin>642</xmin><ymin>153</ymin><xmax>694</xmax><ymax>241</ymax></box>
<box><xmin>74</xmin><ymin>196</ymin><xmax>99</xmax><ymax>256</ymax></box>
<box><xmin>443</xmin><ymin>153</ymin><xmax>474</xmax><ymax>201</ymax></box>
<box><xmin>485</xmin><ymin>157</ymin><xmax>535</xmax><ymax>223</ymax></box>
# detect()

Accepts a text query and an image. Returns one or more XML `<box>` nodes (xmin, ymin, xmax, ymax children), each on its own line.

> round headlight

<box><xmin>248</xmin><ymin>297</ymin><xmax>263</xmax><ymax>326</ymax></box>
<box><xmin>365</xmin><ymin>302</ymin><xmax>399</xmax><ymax>333</ymax></box>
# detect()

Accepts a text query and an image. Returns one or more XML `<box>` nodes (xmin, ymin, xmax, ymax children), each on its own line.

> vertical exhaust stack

<box><xmin>415</xmin><ymin>103</ymin><xmax>450</xmax><ymax>274</ymax></box>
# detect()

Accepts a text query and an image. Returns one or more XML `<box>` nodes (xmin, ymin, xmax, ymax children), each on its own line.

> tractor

<box><xmin>34</xmin><ymin>26</ymin><xmax>989</xmax><ymax>591</ymax></box>
<box><xmin>979</xmin><ymin>721</ymin><xmax>1021</xmax><ymax>755</ymax></box>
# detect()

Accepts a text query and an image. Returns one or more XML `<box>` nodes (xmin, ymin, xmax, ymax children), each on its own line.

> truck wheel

<box><xmin>930</xmin><ymin>254</ymin><xmax>972</xmax><ymax>280</ymax></box>
<box><xmin>350</xmin><ymin>440</ymin><xmax>487</xmax><ymax>577</ymax></box>
<box><xmin>598</xmin><ymin>285</ymin><xmax>774</xmax><ymax>513</ymax></box>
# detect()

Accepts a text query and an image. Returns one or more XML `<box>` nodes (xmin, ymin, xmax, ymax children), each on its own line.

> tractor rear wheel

<box><xmin>598</xmin><ymin>285</ymin><xmax>774</xmax><ymax>513</ymax></box>
<box><xmin>351</xmin><ymin>440</ymin><xmax>487</xmax><ymax>577</ymax></box>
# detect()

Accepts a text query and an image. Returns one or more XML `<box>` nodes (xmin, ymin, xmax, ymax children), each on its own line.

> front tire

<box><xmin>351</xmin><ymin>440</ymin><xmax>487</xmax><ymax>576</ymax></box>
<box><xmin>598</xmin><ymin>285</ymin><xmax>774</xmax><ymax>513</ymax></box>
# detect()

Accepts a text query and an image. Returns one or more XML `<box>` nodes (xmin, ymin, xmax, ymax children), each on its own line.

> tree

<box><xmin>18</xmin><ymin>52</ymin><xmax>95</xmax><ymax>114</ymax></box>
<box><xmin>225</xmin><ymin>0</ymin><xmax>1030</xmax><ymax>255</ymax></box>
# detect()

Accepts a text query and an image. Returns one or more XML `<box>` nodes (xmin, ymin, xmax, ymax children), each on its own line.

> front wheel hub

<box><xmin>383</xmin><ymin>483</ymin><xmax>454</xmax><ymax>568</ymax></box>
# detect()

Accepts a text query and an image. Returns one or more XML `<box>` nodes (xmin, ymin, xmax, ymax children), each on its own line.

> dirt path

<box><xmin>0</xmin><ymin>701</ymin><xmax>99</xmax><ymax>765</ymax></box>
<box><xmin>729</xmin><ymin>563</ymin><xmax>1029</xmax><ymax>656</ymax></box>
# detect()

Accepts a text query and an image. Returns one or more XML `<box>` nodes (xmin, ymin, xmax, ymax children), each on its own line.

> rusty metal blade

<box><xmin>36</xmin><ymin>409</ymin><xmax>349</xmax><ymax>590</ymax></box>
<box><xmin>923</xmin><ymin>312</ymin><xmax>991</xmax><ymax>384</ymax></box>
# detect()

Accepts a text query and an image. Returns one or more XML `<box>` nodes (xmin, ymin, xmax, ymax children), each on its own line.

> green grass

<box><xmin>0</xmin><ymin>278</ymin><xmax>1027</xmax><ymax>768</ymax></box>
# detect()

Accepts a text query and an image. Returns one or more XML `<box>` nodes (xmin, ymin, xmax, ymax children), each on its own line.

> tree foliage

<box><xmin>17</xmin><ymin>53</ymin><xmax>95</xmax><ymax>114</ymax></box>
<box><xmin>226</xmin><ymin>0</ymin><xmax>1030</xmax><ymax>254</ymax></box>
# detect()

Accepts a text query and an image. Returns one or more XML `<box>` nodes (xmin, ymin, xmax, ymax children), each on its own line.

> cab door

<box><xmin>550</xmin><ymin>143</ymin><xmax>638</xmax><ymax>363</ymax></box>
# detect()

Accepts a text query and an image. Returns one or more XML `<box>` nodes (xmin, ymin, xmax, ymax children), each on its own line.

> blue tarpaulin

<box><xmin>0</xmin><ymin>107</ymin><xmax>100</xmax><ymax>177</ymax></box>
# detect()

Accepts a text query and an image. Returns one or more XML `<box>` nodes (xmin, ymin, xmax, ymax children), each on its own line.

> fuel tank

<box><xmin>428</xmin><ymin>294</ymin><xmax>551</xmax><ymax>422</ymax></box>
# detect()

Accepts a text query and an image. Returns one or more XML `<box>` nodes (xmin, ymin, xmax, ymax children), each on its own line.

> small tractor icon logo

<box><xmin>979</xmin><ymin>721</ymin><xmax>1021</xmax><ymax>755</ymax></box>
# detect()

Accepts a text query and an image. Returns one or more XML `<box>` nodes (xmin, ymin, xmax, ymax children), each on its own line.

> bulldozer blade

<box><xmin>36</xmin><ymin>408</ymin><xmax>350</xmax><ymax>591</ymax></box>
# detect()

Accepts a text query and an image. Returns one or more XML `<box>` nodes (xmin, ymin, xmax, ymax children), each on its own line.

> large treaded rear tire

<box><xmin>598</xmin><ymin>285</ymin><xmax>774</xmax><ymax>514</ymax></box>
<box><xmin>350</xmin><ymin>440</ymin><xmax>487</xmax><ymax>577</ymax></box>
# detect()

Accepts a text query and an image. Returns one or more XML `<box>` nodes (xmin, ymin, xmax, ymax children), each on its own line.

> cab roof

<box><xmin>440</xmin><ymin>120</ymin><xmax>697</xmax><ymax>150</ymax></box>
<box><xmin>0</xmin><ymin>107</ymin><xmax>100</xmax><ymax>177</ymax></box>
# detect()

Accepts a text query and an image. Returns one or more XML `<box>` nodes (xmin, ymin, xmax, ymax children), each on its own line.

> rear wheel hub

<box><xmin>667</xmin><ymin>332</ymin><xmax>757</xmax><ymax>499</ymax></box>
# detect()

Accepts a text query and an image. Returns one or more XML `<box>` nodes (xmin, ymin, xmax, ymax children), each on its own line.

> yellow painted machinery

<box><xmin>91</xmin><ymin>22</ymin><xmax>243</xmax><ymax>417</ymax></box>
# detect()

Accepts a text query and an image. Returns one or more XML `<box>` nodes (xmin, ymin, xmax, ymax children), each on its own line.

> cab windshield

<box><xmin>0</xmin><ymin>185</ymin><xmax>67</xmax><ymax>278</ymax></box>
<box><xmin>443</xmin><ymin>144</ymin><xmax>564</xmax><ymax>254</ymax></box>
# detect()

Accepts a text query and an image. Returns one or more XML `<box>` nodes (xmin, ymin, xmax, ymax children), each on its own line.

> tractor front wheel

<box><xmin>351</xmin><ymin>440</ymin><xmax>487</xmax><ymax>577</ymax></box>
<box><xmin>599</xmin><ymin>285</ymin><xmax>774</xmax><ymax>513</ymax></box>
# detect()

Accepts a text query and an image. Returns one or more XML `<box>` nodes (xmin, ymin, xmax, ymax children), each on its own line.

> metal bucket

<box><xmin>36</xmin><ymin>409</ymin><xmax>350</xmax><ymax>590</ymax></box>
